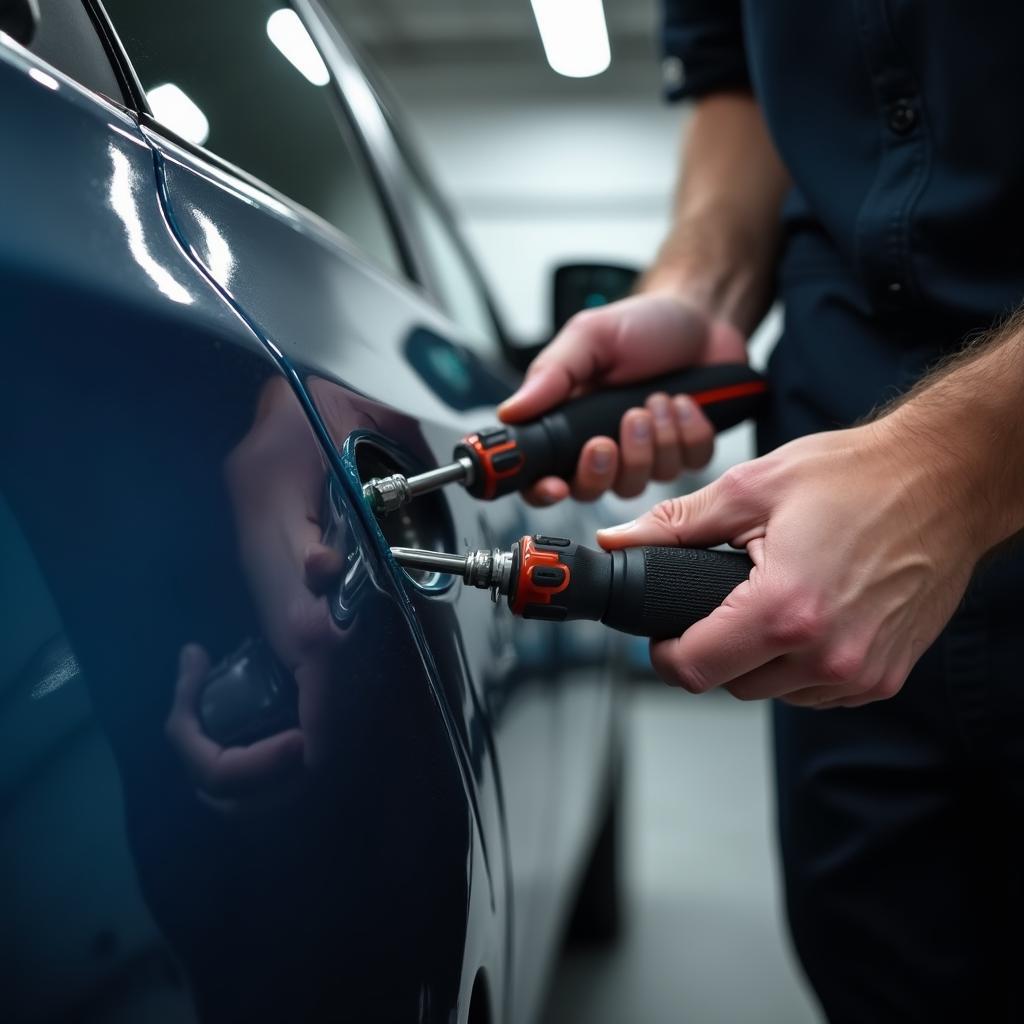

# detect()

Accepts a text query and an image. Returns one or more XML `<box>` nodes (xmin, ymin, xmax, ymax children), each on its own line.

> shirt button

<box><xmin>662</xmin><ymin>56</ymin><xmax>685</xmax><ymax>91</ymax></box>
<box><xmin>887</xmin><ymin>99</ymin><xmax>918</xmax><ymax>135</ymax></box>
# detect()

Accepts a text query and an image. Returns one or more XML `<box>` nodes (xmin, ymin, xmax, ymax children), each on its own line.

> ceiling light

<box><xmin>147</xmin><ymin>82</ymin><xmax>209</xmax><ymax>146</ymax></box>
<box><xmin>266</xmin><ymin>9</ymin><xmax>330</xmax><ymax>87</ymax></box>
<box><xmin>529</xmin><ymin>0</ymin><xmax>611</xmax><ymax>78</ymax></box>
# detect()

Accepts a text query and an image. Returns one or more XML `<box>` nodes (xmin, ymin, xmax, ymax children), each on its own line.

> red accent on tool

<box><xmin>464</xmin><ymin>433</ymin><xmax>526</xmax><ymax>501</ymax></box>
<box><xmin>690</xmin><ymin>379</ymin><xmax>769</xmax><ymax>408</ymax></box>
<box><xmin>509</xmin><ymin>535</ymin><xmax>572</xmax><ymax>616</ymax></box>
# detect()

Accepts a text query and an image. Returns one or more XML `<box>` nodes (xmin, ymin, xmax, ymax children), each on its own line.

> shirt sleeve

<box><xmin>660</xmin><ymin>0</ymin><xmax>750</xmax><ymax>102</ymax></box>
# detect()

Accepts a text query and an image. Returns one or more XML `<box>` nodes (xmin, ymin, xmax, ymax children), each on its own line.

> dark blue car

<box><xmin>0</xmin><ymin>1</ymin><xmax>624</xmax><ymax>1021</ymax></box>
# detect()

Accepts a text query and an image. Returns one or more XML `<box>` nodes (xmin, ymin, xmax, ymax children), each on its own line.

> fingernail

<box><xmin>631</xmin><ymin>417</ymin><xmax>651</xmax><ymax>441</ymax></box>
<box><xmin>652</xmin><ymin>396</ymin><xmax>672</xmax><ymax>423</ymax></box>
<box><xmin>598</xmin><ymin>519</ymin><xmax>635</xmax><ymax>534</ymax></box>
<box><xmin>674</xmin><ymin>395</ymin><xmax>694</xmax><ymax>422</ymax></box>
<box><xmin>591</xmin><ymin>447</ymin><xmax>613</xmax><ymax>473</ymax></box>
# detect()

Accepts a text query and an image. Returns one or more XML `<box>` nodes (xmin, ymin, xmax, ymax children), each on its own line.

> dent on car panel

<box><xmin>0</xmin><ymin>52</ymin><xmax>476</xmax><ymax>1021</ymax></box>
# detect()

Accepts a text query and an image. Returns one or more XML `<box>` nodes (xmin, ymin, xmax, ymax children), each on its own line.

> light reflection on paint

<box><xmin>193</xmin><ymin>208</ymin><xmax>235</xmax><ymax>287</ymax></box>
<box><xmin>107</xmin><ymin>122</ymin><xmax>149</xmax><ymax>148</ymax></box>
<box><xmin>108</xmin><ymin>146</ymin><xmax>193</xmax><ymax>305</ymax></box>
<box><xmin>30</xmin><ymin>650</ymin><xmax>80</xmax><ymax>699</ymax></box>
<box><xmin>29</xmin><ymin>67</ymin><xmax>59</xmax><ymax>91</ymax></box>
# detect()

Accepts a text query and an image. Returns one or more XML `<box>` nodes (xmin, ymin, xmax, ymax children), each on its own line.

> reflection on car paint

<box><xmin>108</xmin><ymin>144</ymin><xmax>194</xmax><ymax>305</ymax></box>
<box><xmin>403</xmin><ymin>326</ymin><xmax>513</xmax><ymax>411</ymax></box>
<box><xmin>192</xmin><ymin>207</ymin><xmax>236</xmax><ymax>288</ymax></box>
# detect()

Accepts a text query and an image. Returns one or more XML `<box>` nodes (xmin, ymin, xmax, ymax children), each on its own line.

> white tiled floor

<box><xmin>542</xmin><ymin>685</ymin><xmax>822</xmax><ymax>1024</ymax></box>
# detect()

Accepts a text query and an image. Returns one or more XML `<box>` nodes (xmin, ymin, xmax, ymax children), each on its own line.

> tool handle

<box><xmin>604</xmin><ymin>545</ymin><xmax>753</xmax><ymax>639</ymax></box>
<box><xmin>509</xmin><ymin>536</ymin><xmax>752</xmax><ymax>640</ymax></box>
<box><xmin>458</xmin><ymin>363</ymin><xmax>767</xmax><ymax>499</ymax></box>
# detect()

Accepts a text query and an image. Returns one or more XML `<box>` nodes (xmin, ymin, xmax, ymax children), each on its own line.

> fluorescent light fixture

<box><xmin>267</xmin><ymin>9</ymin><xmax>330</xmax><ymax>86</ymax></box>
<box><xmin>530</xmin><ymin>0</ymin><xmax>611</xmax><ymax>78</ymax></box>
<box><xmin>148</xmin><ymin>82</ymin><xmax>209</xmax><ymax>146</ymax></box>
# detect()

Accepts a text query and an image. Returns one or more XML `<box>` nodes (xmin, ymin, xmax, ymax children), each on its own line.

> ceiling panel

<box><xmin>325</xmin><ymin>0</ymin><xmax>658</xmax><ymax>48</ymax></box>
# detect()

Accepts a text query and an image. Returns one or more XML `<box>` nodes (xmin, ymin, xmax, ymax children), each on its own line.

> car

<box><xmin>0</xmin><ymin>1</ymin><xmax>627</xmax><ymax>1022</ymax></box>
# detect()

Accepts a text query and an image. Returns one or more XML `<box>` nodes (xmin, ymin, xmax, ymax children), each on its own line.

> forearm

<box><xmin>641</xmin><ymin>91</ymin><xmax>790</xmax><ymax>335</ymax></box>
<box><xmin>878</xmin><ymin>314</ymin><xmax>1024</xmax><ymax>556</ymax></box>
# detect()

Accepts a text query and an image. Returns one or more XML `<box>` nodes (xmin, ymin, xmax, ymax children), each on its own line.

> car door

<box><xmin>94</xmin><ymin>0</ymin><xmax>618</xmax><ymax>1016</ymax></box>
<box><xmin>0</xmin><ymin>5</ymin><xmax>497</xmax><ymax>1023</ymax></box>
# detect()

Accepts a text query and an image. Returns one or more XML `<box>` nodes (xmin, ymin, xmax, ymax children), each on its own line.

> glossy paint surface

<box><xmin>0</xmin><ymin>9</ymin><xmax>618</xmax><ymax>1022</ymax></box>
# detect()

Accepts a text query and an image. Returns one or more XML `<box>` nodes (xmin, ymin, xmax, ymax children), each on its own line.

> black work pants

<box><xmin>774</xmin><ymin>564</ymin><xmax>1024</xmax><ymax>1023</ymax></box>
<box><xmin>765</xmin><ymin>246</ymin><xmax>1024</xmax><ymax>1023</ymax></box>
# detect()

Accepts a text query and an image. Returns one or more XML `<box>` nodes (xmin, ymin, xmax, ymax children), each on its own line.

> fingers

<box><xmin>646</xmin><ymin>392</ymin><xmax>716</xmax><ymax>480</ymax></box>
<box><xmin>570</xmin><ymin>437</ymin><xmax>619</xmax><ymax>501</ymax></box>
<box><xmin>674</xmin><ymin>395</ymin><xmax>715</xmax><ymax>470</ymax></box>
<box><xmin>526</xmin><ymin>393</ymin><xmax>718</xmax><ymax>504</ymax></box>
<box><xmin>498</xmin><ymin>310</ymin><xmax>618</xmax><ymax>423</ymax></box>
<box><xmin>166</xmin><ymin>643</ymin><xmax>305</xmax><ymax>800</ymax></box>
<box><xmin>497</xmin><ymin>363</ymin><xmax>577</xmax><ymax>423</ymax></box>
<box><xmin>171</xmin><ymin>642</ymin><xmax>211</xmax><ymax>712</ymax></box>
<box><xmin>647</xmin><ymin>394</ymin><xmax>683</xmax><ymax>481</ymax></box>
<box><xmin>498</xmin><ymin>294</ymin><xmax>718</xmax><ymax>424</ymax></box>
<box><xmin>597</xmin><ymin>463</ymin><xmax>766</xmax><ymax>550</ymax></box>
<box><xmin>522</xmin><ymin>476</ymin><xmax>571</xmax><ymax>507</ymax></box>
<box><xmin>647</xmin><ymin>581</ymin><xmax>787</xmax><ymax>693</ymax></box>
<box><xmin>724</xmin><ymin>660</ymin><xmax>859</xmax><ymax>704</ymax></box>
<box><xmin>303</xmin><ymin>542</ymin><xmax>346</xmax><ymax>595</ymax></box>
<box><xmin>614</xmin><ymin>409</ymin><xmax>655</xmax><ymax>497</ymax></box>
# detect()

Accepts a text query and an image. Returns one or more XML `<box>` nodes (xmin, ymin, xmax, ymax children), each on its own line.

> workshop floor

<box><xmin>542</xmin><ymin>684</ymin><xmax>822</xmax><ymax>1024</ymax></box>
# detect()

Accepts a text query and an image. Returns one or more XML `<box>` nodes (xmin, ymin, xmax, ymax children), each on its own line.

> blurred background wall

<box><xmin>329</xmin><ymin>0</ymin><xmax>681</xmax><ymax>343</ymax></box>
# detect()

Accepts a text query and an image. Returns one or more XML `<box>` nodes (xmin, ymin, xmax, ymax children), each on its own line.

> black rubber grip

<box><xmin>603</xmin><ymin>545</ymin><xmax>752</xmax><ymax>639</ymax></box>
<box><xmin>496</xmin><ymin>363</ymin><xmax>766</xmax><ymax>497</ymax></box>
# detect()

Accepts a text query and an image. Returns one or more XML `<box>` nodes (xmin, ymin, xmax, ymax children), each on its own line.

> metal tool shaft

<box><xmin>406</xmin><ymin>457</ymin><xmax>473</xmax><ymax>497</ymax></box>
<box><xmin>363</xmin><ymin>457</ymin><xmax>473</xmax><ymax>515</ymax></box>
<box><xmin>391</xmin><ymin>544</ymin><xmax>514</xmax><ymax>600</ymax></box>
<box><xmin>390</xmin><ymin>547</ymin><xmax>468</xmax><ymax>575</ymax></box>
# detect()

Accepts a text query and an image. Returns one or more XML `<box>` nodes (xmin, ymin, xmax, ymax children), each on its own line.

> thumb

<box><xmin>497</xmin><ymin>363</ymin><xmax>574</xmax><ymax>423</ymax></box>
<box><xmin>596</xmin><ymin>469</ymin><xmax>764</xmax><ymax>550</ymax></box>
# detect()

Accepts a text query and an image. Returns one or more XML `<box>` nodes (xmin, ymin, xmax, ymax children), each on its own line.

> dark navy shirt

<box><xmin>662</xmin><ymin>1</ymin><xmax>1024</xmax><ymax>326</ymax></box>
<box><xmin>661</xmin><ymin>2</ymin><xmax>1024</xmax><ymax>439</ymax></box>
<box><xmin>661</xmin><ymin>1</ymin><xmax>1024</xmax><ymax>601</ymax></box>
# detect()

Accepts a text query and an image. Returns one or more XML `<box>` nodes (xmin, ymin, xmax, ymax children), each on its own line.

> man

<box><xmin>499</xmin><ymin>3</ymin><xmax>1024</xmax><ymax>1020</ymax></box>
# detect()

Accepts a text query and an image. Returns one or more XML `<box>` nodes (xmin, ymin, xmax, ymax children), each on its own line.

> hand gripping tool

<box><xmin>363</xmin><ymin>363</ymin><xmax>767</xmax><ymax>514</ymax></box>
<box><xmin>392</xmin><ymin>535</ymin><xmax>753</xmax><ymax>640</ymax></box>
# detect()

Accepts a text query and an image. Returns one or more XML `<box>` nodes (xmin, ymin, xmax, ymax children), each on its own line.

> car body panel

<box><xmin>0</xmin><ymin>5</ymin><xmax>620</xmax><ymax>1020</ymax></box>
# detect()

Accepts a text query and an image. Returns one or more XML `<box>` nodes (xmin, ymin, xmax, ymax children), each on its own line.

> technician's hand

<box><xmin>597</xmin><ymin>419</ymin><xmax>982</xmax><ymax>708</ymax></box>
<box><xmin>166</xmin><ymin>643</ymin><xmax>305</xmax><ymax>815</ymax></box>
<box><xmin>165</xmin><ymin>378</ymin><xmax>367</xmax><ymax>811</ymax></box>
<box><xmin>497</xmin><ymin>293</ymin><xmax>746</xmax><ymax>505</ymax></box>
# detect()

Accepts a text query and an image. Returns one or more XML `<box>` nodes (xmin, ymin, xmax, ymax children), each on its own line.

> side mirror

<box><xmin>504</xmin><ymin>262</ymin><xmax>641</xmax><ymax>374</ymax></box>
<box><xmin>552</xmin><ymin>262</ymin><xmax>639</xmax><ymax>334</ymax></box>
<box><xmin>0</xmin><ymin>0</ymin><xmax>39</xmax><ymax>46</ymax></box>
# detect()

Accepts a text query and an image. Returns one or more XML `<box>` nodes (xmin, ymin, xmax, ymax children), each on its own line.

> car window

<box><xmin>405</xmin><ymin>174</ymin><xmax>501</xmax><ymax>354</ymax></box>
<box><xmin>100</xmin><ymin>0</ymin><xmax>401</xmax><ymax>276</ymax></box>
<box><xmin>17</xmin><ymin>0</ymin><xmax>126</xmax><ymax>104</ymax></box>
